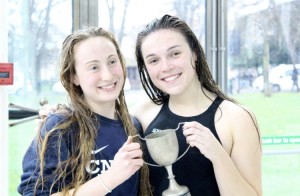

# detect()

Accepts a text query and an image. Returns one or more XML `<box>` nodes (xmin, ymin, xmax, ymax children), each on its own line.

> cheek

<box><xmin>77</xmin><ymin>72</ymin><xmax>98</xmax><ymax>87</ymax></box>
<box><xmin>112</xmin><ymin>65</ymin><xmax>125</xmax><ymax>80</ymax></box>
<box><xmin>145</xmin><ymin>65</ymin><xmax>158</xmax><ymax>80</ymax></box>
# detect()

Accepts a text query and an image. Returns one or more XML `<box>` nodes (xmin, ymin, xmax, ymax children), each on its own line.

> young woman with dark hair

<box><xmin>133</xmin><ymin>14</ymin><xmax>262</xmax><ymax>196</ymax></box>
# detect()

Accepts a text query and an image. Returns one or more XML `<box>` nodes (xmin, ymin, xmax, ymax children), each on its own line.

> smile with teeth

<box><xmin>162</xmin><ymin>74</ymin><xmax>180</xmax><ymax>82</ymax></box>
<box><xmin>99</xmin><ymin>82</ymin><xmax>116</xmax><ymax>89</ymax></box>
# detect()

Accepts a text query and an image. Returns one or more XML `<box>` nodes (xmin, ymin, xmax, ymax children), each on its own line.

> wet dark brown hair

<box><xmin>135</xmin><ymin>14</ymin><xmax>236</xmax><ymax>104</ymax></box>
<box><xmin>135</xmin><ymin>14</ymin><xmax>260</xmax><ymax>145</ymax></box>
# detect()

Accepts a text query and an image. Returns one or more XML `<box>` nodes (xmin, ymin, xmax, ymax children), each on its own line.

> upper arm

<box><xmin>231</xmin><ymin>106</ymin><xmax>261</xmax><ymax>164</ymax></box>
<box><xmin>18</xmin><ymin>114</ymin><xmax>70</xmax><ymax>195</ymax></box>
<box><xmin>230</xmin><ymin>106</ymin><xmax>262</xmax><ymax>194</ymax></box>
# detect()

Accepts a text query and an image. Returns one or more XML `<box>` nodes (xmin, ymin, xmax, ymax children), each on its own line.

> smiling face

<box><xmin>141</xmin><ymin>29</ymin><xmax>198</xmax><ymax>97</ymax></box>
<box><xmin>72</xmin><ymin>36</ymin><xmax>124</xmax><ymax>109</ymax></box>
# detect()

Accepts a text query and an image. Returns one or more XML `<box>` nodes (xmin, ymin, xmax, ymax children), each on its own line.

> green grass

<box><xmin>8</xmin><ymin>91</ymin><xmax>300</xmax><ymax>195</ymax></box>
<box><xmin>262</xmin><ymin>154</ymin><xmax>300</xmax><ymax>196</ymax></box>
<box><xmin>233</xmin><ymin>92</ymin><xmax>300</xmax><ymax>196</ymax></box>
<box><xmin>9</xmin><ymin>121</ymin><xmax>36</xmax><ymax>195</ymax></box>
<box><xmin>232</xmin><ymin>92</ymin><xmax>300</xmax><ymax>136</ymax></box>
<box><xmin>8</xmin><ymin>92</ymin><xmax>68</xmax><ymax>195</ymax></box>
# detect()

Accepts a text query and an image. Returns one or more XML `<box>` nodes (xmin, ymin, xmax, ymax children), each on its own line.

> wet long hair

<box><xmin>135</xmin><ymin>15</ymin><xmax>260</xmax><ymax>142</ymax></box>
<box><xmin>35</xmin><ymin>27</ymin><xmax>151</xmax><ymax>195</ymax></box>
<box><xmin>135</xmin><ymin>14</ymin><xmax>235</xmax><ymax>104</ymax></box>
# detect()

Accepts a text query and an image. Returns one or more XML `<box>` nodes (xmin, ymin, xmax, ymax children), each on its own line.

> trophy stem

<box><xmin>163</xmin><ymin>165</ymin><xmax>190</xmax><ymax>196</ymax></box>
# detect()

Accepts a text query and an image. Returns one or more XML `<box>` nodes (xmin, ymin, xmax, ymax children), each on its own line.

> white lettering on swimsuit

<box><xmin>86</xmin><ymin>145</ymin><xmax>113</xmax><ymax>174</ymax></box>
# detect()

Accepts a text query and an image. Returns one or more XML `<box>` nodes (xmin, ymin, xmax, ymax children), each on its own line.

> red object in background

<box><xmin>0</xmin><ymin>63</ymin><xmax>13</xmax><ymax>85</ymax></box>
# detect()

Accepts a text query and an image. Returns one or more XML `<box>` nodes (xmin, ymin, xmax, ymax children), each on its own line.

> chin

<box><xmin>163</xmin><ymin>86</ymin><xmax>183</xmax><ymax>94</ymax></box>
<box><xmin>99</xmin><ymin>96</ymin><xmax>119</xmax><ymax>103</ymax></box>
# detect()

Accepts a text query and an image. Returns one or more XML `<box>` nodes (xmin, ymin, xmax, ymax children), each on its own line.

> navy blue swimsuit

<box><xmin>18</xmin><ymin>113</ymin><xmax>139</xmax><ymax>196</ymax></box>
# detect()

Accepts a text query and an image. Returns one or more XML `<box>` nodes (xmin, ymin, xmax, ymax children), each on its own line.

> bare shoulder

<box><xmin>130</xmin><ymin>99</ymin><xmax>162</xmax><ymax>131</ymax></box>
<box><xmin>218</xmin><ymin>99</ymin><xmax>260</xmax><ymax>144</ymax></box>
<box><xmin>130</xmin><ymin>99</ymin><xmax>154</xmax><ymax>116</ymax></box>
<box><xmin>219</xmin><ymin>100</ymin><xmax>257</xmax><ymax>123</ymax></box>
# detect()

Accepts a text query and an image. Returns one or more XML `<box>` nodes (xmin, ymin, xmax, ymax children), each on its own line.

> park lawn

<box><xmin>9</xmin><ymin>120</ymin><xmax>36</xmax><ymax>195</ymax></box>
<box><xmin>9</xmin><ymin>92</ymin><xmax>68</xmax><ymax>195</ymax></box>
<box><xmin>233</xmin><ymin>92</ymin><xmax>300</xmax><ymax>136</ymax></box>
<box><xmin>233</xmin><ymin>92</ymin><xmax>300</xmax><ymax>196</ymax></box>
<box><xmin>8</xmin><ymin>92</ymin><xmax>300</xmax><ymax>195</ymax></box>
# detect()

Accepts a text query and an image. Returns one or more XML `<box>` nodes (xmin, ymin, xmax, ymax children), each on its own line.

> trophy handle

<box><xmin>131</xmin><ymin>133</ymin><xmax>162</xmax><ymax>167</ymax></box>
<box><xmin>174</xmin><ymin>122</ymin><xmax>191</xmax><ymax>162</ymax></box>
<box><xmin>176</xmin><ymin>144</ymin><xmax>190</xmax><ymax>162</ymax></box>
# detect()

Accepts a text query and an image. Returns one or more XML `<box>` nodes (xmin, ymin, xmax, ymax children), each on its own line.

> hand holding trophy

<box><xmin>139</xmin><ymin>122</ymin><xmax>191</xmax><ymax>196</ymax></box>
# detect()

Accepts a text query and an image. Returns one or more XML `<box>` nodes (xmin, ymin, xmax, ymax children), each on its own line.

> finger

<box><xmin>182</xmin><ymin>121</ymin><xmax>195</xmax><ymax>129</ymax></box>
<box><xmin>183</xmin><ymin>127</ymin><xmax>201</xmax><ymax>136</ymax></box>
<box><xmin>186</xmin><ymin>134</ymin><xmax>202</xmax><ymax>145</ymax></box>
<box><xmin>186</xmin><ymin>134</ymin><xmax>200</xmax><ymax>141</ymax></box>
<box><xmin>127</xmin><ymin>149</ymin><xmax>143</xmax><ymax>159</ymax></box>
<box><xmin>39</xmin><ymin>105</ymin><xmax>52</xmax><ymax>117</ymax></box>
<box><xmin>127</xmin><ymin>158</ymin><xmax>144</xmax><ymax>167</ymax></box>
<box><xmin>39</xmin><ymin>109</ymin><xmax>48</xmax><ymax>117</ymax></box>
<box><xmin>122</xmin><ymin>143</ymin><xmax>141</xmax><ymax>153</ymax></box>
<box><xmin>126</xmin><ymin>136</ymin><xmax>133</xmax><ymax>144</ymax></box>
<box><xmin>183</xmin><ymin>121</ymin><xmax>205</xmax><ymax>130</ymax></box>
<box><xmin>120</xmin><ymin>137</ymin><xmax>133</xmax><ymax>150</ymax></box>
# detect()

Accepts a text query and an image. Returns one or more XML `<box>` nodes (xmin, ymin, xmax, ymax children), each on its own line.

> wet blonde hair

<box><xmin>35</xmin><ymin>27</ymin><xmax>151</xmax><ymax>195</ymax></box>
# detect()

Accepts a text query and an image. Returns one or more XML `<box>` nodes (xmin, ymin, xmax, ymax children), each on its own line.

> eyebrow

<box><xmin>145</xmin><ymin>45</ymin><xmax>181</xmax><ymax>59</ymax></box>
<box><xmin>85</xmin><ymin>60</ymin><xmax>99</xmax><ymax>65</ymax></box>
<box><xmin>85</xmin><ymin>54</ymin><xmax>117</xmax><ymax>65</ymax></box>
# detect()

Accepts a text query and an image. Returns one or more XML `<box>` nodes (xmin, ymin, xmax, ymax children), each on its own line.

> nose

<box><xmin>100</xmin><ymin>65</ymin><xmax>113</xmax><ymax>81</ymax></box>
<box><xmin>160</xmin><ymin>58</ymin><xmax>174</xmax><ymax>71</ymax></box>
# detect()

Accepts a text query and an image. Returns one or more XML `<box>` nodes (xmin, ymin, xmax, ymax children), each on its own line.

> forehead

<box><xmin>74</xmin><ymin>36</ymin><xmax>117</xmax><ymax>56</ymax></box>
<box><xmin>141</xmin><ymin>29</ymin><xmax>187</xmax><ymax>54</ymax></box>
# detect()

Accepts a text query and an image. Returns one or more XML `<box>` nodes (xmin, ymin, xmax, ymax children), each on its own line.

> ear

<box><xmin>72</xmin><ymin>75</ymin><xmax>80</xmax><ymax>86</ymax></box>
<box><xmin>192</xmin><ymin>51</ymin><xmax>197</xmax><ymax>62</ymax></box>
<box><xmin>191</xmin><ymin>52</ymin><xmax>197</xmax><ymax>68</ymax></box>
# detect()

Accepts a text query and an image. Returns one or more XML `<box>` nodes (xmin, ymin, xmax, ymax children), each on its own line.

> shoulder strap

<box><xmin>209</xmin><ymin>97</ymin><xmax>224</xmax><ymax>112</ymax></box>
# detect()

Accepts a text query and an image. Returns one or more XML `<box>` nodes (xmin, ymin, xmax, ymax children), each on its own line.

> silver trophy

<box><xmin>144</xmin><ymin>123</ymin><xmax>191</xmax><ymax>196</ymax></box>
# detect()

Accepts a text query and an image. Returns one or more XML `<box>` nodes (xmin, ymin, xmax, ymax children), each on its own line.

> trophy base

<box><xmin>162</xmin><ymin>185</ymin><xmax>191</xmax><ymax>196</ymax></box>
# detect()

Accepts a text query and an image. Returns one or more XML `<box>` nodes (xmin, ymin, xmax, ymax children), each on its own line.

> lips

<box><xmin>162</xmin><ymin>73</ymin><xmax>181</xmax><ymax>82</ymax></box>
<box><xmin>99</xmin><ymin>82</ymin><xmax>117</xmax><ymax>90</ymax></box>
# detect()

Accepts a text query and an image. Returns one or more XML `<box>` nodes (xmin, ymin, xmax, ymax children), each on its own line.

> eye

<box><xmin>108</xmin><ymin>57</ymin><xmax>119</xmax><ymax>66</ymax></box>
<box><xmin>170</xmin><ymin>51</ymin><xmax>181</xmax><ymax>57</ymax></box>
<box><xmin>147</xmin><ymin>58</ymin><xmax>159</xmax><ymax>65</ymax></box>
<box><xmin>89</xmin><ymin>64</ymin><xmax>99</xmax><ymax>71</ymax></box>
<box><xmin>109</xmin><ymin>59</ymin><xmax>117</xmax><ymax>64</ymax></box>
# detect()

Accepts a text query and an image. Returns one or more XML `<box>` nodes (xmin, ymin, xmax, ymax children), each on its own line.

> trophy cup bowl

<box><xmin>145</xmin><ymin>129</ymin><xmax>190</xmax><ymax>196</ymax></box>
<box><xmin>145</xmin><ymin>129</ymin><xmax>178</xmax><ymax>166</ymax></box>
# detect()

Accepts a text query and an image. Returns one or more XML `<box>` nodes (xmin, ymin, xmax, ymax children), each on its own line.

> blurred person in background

<box><xmin>292</xmin><ymin>64</ymin><xmax>299</xmax><ymax>92</ymax></box>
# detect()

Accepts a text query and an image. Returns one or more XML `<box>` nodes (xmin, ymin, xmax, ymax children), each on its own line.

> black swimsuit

<box><xmin>139</xmin><ymin>97</ymin><xmax>224</xmax><ymax>196</ymax></box>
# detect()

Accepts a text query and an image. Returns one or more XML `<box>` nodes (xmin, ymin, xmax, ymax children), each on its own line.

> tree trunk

<box><xmin>263</xmin><ymin>41</ymin><xmax>271</xmax><ymax>97</ymax></box>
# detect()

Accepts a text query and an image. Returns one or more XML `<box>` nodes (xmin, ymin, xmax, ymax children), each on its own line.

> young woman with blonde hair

<box><xmin>18</xmin><ymin>27</ymin><xmax>151</xmax><ymax>196</ymax></box>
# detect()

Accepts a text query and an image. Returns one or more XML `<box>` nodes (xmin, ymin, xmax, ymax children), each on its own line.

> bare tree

<box><xmin>257</xmin><ymin>0</ymin><xmax>300</xmax><ymax>96</ymax></box>
<box><xmin>105</xmin><ymin>0</ymin><xmax>130</xmax><ymax>45</ymax></box>
<box><xmin>229</xmin><ymin>0</ymin><xmax>300</xmax><ymax>96</ymax></box>
<box><xmin>19</xmin><ymin>0</ymin><xmax>67</xmax><ymax>94</ymax></box>
<box><xmin>172</xmin><ymin>0</ymin><xmax>205</xmax><ymax>41</ymax></box>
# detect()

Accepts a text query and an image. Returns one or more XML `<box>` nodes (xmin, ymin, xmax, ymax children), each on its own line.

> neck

<box><xmin>88</xmin><ymin>100</ymin><xmax>118</xmax><ymax>120</ymax></box>
<box><xmin>169</xmin><ymin>87</ymin><xmax>216</xmax><ymax>116</ymax></box>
